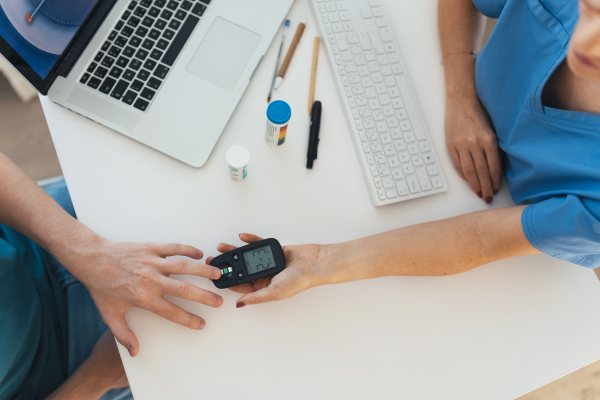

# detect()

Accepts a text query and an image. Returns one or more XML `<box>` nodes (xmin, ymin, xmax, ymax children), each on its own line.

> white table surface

<box><xmin>40</xmin><ymin>0</ymin><xmax>600</xmax><ymax>398</ymax></box>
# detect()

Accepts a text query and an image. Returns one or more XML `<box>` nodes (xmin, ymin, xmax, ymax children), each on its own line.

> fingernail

<box><xmin>196</xmin><ymin>250</ymin><xmax>203</xmax><ymax>258</ymax></box>
<box><xmin>213</xmin><ymin>268</ymin><xmax>222</xmax><ymax>279</ymax></box>
<box><xmin>238</xmin><ymin>233</ymin><xmax>242</xmax><ymax>238</ymax></box>
<box><xmin>485</xmin><ymin>196</ymin><xmax>493</xmax><ymax>204</ymax></box>
<box><xmin>128</xmin><ymin>345</ymin><xmax>134</xmax><ymax>356</ymax></box>
<box><xmin>214</xmin><ymin>296</ymin><xmax>223</xmax><ymax>307</ymax></box>
<box><xmin>236</xmin><ymin>302</ymin><xmax>246</xmax><ymax>308</ymax></box>
<box><xmin>477</xmin><ymin>191</ymin><xmax>483</xmax><ymax>199</ymax></box>
<box><xmin>493</xmin><ymin>189</ymin><xmax>499</xmax><ymax>195</ymax></box>
<box><xmin>197</xmin><ymin>319</ymin><xmax>206</xmax><ymax>330</ymax></box>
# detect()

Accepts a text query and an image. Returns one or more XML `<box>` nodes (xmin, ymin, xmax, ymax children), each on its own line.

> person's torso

<box><xmin>475</xmin><ymin>0</ymin><xmax>600</xmax><ymax>206</ymax></box>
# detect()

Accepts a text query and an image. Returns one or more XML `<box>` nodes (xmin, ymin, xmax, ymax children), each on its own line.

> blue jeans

<box><xmin>45</xmin><ymin>179</ymin><xmax>133</xmax><ymax>400</ymax></box>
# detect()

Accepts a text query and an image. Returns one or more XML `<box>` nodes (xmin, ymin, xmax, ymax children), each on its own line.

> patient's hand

<box><xmin>61</xmin><ymin>238</ymin><xmax>223</xmax><ymax>357</ymax></box>
<box><xmin>445</xmin><ymin>92</ymin><xmax>502</xmax><ymax>204</ymax></box>
<box><xmin>206</xmin><ymin>234</ymin><xmax>323</xmax><ymax>308</ymax></box>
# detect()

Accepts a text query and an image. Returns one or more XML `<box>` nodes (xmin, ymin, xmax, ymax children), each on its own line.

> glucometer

<box><xmin>210</xmin><ymin>238</ymin><xmax>285</xmax><ymax>289</ymax></box>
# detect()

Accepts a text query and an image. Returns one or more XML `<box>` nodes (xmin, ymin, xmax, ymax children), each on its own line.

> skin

<box><xmin>207</xmin><ymin>0</ymin><xmax>600</xmax><ymax>307</ymax></box>
<box><xmin>0</xmin><ymin>152</ymin><xmax>223</xmax><ymax>398</ymax></box>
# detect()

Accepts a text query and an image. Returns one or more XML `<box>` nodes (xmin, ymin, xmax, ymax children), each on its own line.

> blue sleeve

<box><xmin>472</xmin><ymin>0</ymin><xmax>508</xmax><ymax>18</ymax></box>
<box><xmin>522</xmin><ymin>195</ymin><xmax>600</xmax><ymax>268</ymax></box>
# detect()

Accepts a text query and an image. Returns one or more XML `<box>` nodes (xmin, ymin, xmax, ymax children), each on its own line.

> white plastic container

<box><xmin>265</xmin><ymin>100</ymin><xmax>292</xmax><ymax>147</ymax></box>
<box><xmin>226</xmin><ymin>145</ymin><xmax>250</xmax><ymax>181</ymax></box>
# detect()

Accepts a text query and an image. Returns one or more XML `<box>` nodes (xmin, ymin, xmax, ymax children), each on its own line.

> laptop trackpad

<box><xmin>186</xmin><ymin>18</ymin><xmax>261</xmax><ymax>91</ymax></box>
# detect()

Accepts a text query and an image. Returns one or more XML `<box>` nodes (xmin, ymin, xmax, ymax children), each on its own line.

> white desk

<box><xmin>41</xmin><ymin>0</ymin><xmax>600</xmax><ymax>398</ymax></box>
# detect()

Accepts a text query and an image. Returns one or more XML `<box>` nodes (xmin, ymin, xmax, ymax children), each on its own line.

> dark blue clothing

<box><xmin>473</xmin><ymin>0</ymin><xmax>600</xmax><ymax>267</ymax></box>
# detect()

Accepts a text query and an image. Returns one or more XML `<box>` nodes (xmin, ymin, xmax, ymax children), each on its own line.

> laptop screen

<box><xmin>0</xmin><ymin>0</ymin><xmax>101</xmax><ymax>81</ymax></box>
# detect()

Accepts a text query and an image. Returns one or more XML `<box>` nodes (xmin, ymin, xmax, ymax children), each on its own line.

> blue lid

<box><xmin>267</xmin><ymin>100</ymin><xmax>292</xmax><ymax>125</ymax></box>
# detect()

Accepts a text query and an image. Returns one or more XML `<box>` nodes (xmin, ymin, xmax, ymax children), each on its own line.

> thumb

<box><xmin>108</xmin><ymin>317</ymin><xmax>140</xmax><ymax>357</ymax></box>
<box><xmin>236</xmin><ymin>286</ymin><xmax>280</xmax><ymax>308</ymax></box>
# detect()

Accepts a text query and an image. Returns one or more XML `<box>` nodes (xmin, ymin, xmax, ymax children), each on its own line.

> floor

<box><xmin>2</xmin><ymin>17</ymin><xmax>600</xmax><ymax>399</ymax></box>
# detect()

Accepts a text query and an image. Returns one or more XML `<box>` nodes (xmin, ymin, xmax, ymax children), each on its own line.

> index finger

<box><xmin>163</xmin><ymin>259</ymin><xmax>221</xmax><ymax>280</ymax></box>
<box><xmin>154</xmin><ymin>243</ymin><xmax>204</xmax><ymax>259</ymax></box>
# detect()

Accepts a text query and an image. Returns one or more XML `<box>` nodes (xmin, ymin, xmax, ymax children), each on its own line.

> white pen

<box><xmin>274</xmin><ymin>17</ymin><xmax>307</xmax><ymax>90</ymax></box>
<box><xmin>267</xmin><ymin>19</ymin><xmax>290</xmax><ymax>103</ymax></box>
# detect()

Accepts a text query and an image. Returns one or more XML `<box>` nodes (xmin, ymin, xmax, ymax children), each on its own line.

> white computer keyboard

<box><xmin>310</xmin><ymin>0</ymin><xmax>448</xmax><ymax>207</ymax></box>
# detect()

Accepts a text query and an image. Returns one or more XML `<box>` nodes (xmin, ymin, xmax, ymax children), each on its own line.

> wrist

<box><xmin>315</xmin><ymin>241</ymin><xmax>363</xmax><ymax>286</ymax></box>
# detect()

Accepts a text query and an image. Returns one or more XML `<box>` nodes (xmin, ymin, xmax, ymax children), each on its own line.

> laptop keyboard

<box><xmin>79</xmin><ymin>0</ymin><xmax>211</xmax><ymax>112</ymax></box>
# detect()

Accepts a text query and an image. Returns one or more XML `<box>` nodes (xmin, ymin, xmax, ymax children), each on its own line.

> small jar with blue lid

<box><xmin>265</xmin><ymin>100</ymin><xmax>292</xmax><ymax>147</ymax></box>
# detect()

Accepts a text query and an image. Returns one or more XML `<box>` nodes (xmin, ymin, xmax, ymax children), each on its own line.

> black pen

<box><xmin>307</xmin><ymin>101</ymin><xmax>321</xmax><ymax>169</ymax></box>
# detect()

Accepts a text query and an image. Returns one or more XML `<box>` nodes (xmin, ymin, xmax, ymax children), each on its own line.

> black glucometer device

<box><xmin>210</xmin><ymin>238</ymin><xmax>285</xmax><ymax>289</ymax></box>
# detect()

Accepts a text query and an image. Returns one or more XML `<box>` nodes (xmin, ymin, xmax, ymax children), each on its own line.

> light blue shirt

<box><xmin>473</xmin><ymin>0</ymin><xmax>600</xmax><ymax>267</ymax></box>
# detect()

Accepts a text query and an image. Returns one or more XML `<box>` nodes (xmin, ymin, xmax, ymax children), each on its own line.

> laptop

<box><xmin>0</xmin><ymin>0</ymin><xmax>295</xmax><ymax>167</ymax></box>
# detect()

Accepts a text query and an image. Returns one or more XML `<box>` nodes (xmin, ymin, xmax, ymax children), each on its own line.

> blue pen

<box><xmin>267</xmin><ymin>19</ymin><xmax>290</xmax><ymax>103</ymax></box>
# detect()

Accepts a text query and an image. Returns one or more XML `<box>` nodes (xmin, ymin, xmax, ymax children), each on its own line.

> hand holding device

<box><xmin>206</xmin><ymin>234</ymin><xmax>324</xmax><ymax>307</ymax></box>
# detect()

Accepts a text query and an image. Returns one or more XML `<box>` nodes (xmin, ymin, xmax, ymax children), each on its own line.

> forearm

<box><xmin>0</xmin><ymin>153</ymin><xmax>101</xmax><ymax>271</ymax></box>
<box><xmin>45</xmin><ymin>360</ymin><xmax>107</xmax><ymax>400</ymax></box>
<box><xmin>320</xmin><ymin>206</ymin><xmax>540</xmax><ymax>283</ymax></box>
<box><xmin>438</xmin><ymin>0</ymin><xmax>486</xmax><ymax>97</ymax></box>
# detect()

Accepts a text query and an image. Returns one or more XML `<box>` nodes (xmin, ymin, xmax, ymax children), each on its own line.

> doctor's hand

<box><xmin>445</xmin><ymin>91</ymin><xmax>502</xmax><ymax>204</ymax></box>
<box><xmin>206</xmin><ymin>234</ymin><xmax>324</xmax><ymax>308</ymax></box>
<box><xmin>58</xmin><ymin>237</ymin><xmax>223</xmax><ymax>357</ymax></box>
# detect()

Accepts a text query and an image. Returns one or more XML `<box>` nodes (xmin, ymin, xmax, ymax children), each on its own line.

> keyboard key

<box><xmin>167</xmin><ymin>0</ymin><xmax>178</xmax><ymax>10</ymax></box>
<box><xmin>123</xmin><ymin>69</ymin><xmax>136</xmax><ymax>81</ymax></box>
<box><xmin>99</xmin><ymin>77</ymin><xmax>116</xmax><ymax>94</ymax></box>
<box><xmin>382</xmin><ymin>177</ymin><xmax>394</xmax><ymax>189</ymax></box>
<box><xmin>191</xmin><ymin>3</ymin><xmax>206</xmax><ymax>16</ymax></box>
<box><xmin>135</xmin><ymin>26</ymin><xmax>149</xmax><ymax>37</ymax></box>
<box><xmin>108</xmin><ymin>30</ymin><xmax>118</xmax><ymax>41</ymax></box>
<box><xmin>108</xmin><ymin>46</ymin><xmax>121</xmax><ymax>57</ymax></box>
<box><xmin>142</xmin><ymin>17</ymin><xmax>155</xmax><ymax>27</ymax></box>
<box><xmin>419</xmin><ymin>141</ymin><xmax>431</xmax><ymax>152</ymax></box>
<box><xmin>399</xmin><ymin>152</ymin><xmax>410</xmax><ymax>163</ymax></box>
<box><xmin>115</xmin><ymin>35</ymin><xmax>128</xmax><ymax>47</ymax></box>
<box><xmin>134</xmin><ymin>98</ymin><xmax>149</xmax><ymax>111</ymax></box>
<box><xmin>80</xmin><ymin>73</ymin><xmax>90</xmax><ymax>84</ymax></box>
<box><xmin>404</xmin><ymin>132</ymin><xmax>415</xmax><ymax>143</ymax></box>
<box><xmin>411</xmin><ymin>155</ymin><xmax>423</xmax><ymax>166</ymax></box>
<box><xmin>387</xmin><ymin>155</ymin><xmax>400</xmax><ymax>168</ymax></box>
<box><xmin>169</xmin><ymin>19</ymin><xmax>181</xmax><ymax>30</ymax></box>
<box><xmin>111</xmin><ymin>80</ymin><xmax>129</xmax><ymax>100</ymax></box>
<box><xmin>407</xmin><ymin>143</ymin><xmax>419</xmax><ymax>155</ymax></box>
<box><xmin>422</xmin><ymin>152</ymin><xmax>435</xmax><ymax>164</ymax></box>
<box><xmin>406</xmin><ymin>175</ymin><xmax>420</xmax><ymax>193</ymax></box>
<box><xmin>377</xmin><ymin>165</ymin><xmax>390</xmax><ymax>177</ymax></box>
<box><xmin>431</xmin><ymin>176</ymin><xmax>444</xmax><ymax>189</ymax></box>
<box><xmin>156</xmin><ymin>39</ymin><xmax>169</xmax><ymax>50</ymax></box>
<box><xmin>122</xmin><ymin>90</ymin><xmax>138</xmax><ymax>105</ymax></box>
<box><xmin>101</xmin><ymin>56</ymin><xmax>115</xmax><ymax>68</ymax></box>
<box><xmin>144</xmin><ymin>59</ymin><xmax>157</xmax><ymax>71</ymax></box>
<box><xmin>162</xmin><ymin>15</ymin><xmax>199</xmax><ymax>66</ymax></box>
<box><xmin>94</xmin><ymin>51</ymin><xmax>104</xmax><ymax>62</ymax></box>
<box><xmin>128</xmin><ymin>16</ymin><xmax>141</xmax><ymax>28</ymax></box>
<box><xmin>427</xmin><ymin>165</ymin><xmax>439</xmax><ymax>176</ymax></box>
<box><xmin>122</xmin><ymin>26</ymin><xmax>134</xmax><ymax>37</ymax></box>
<box><xmin>136</xmin><ymin>49</ymin><xmax>149</xmax><ymax>60</ymax></box>
<box><xmin>153</xmin><ymin>64</ymin><xmax>169</xmax><ymax>78</ymax></box>
<box><xmin>150</xmin><ymin>49</ymin><xmax>163</xmax><ymax>60</ymax></box>
<box><xmin>396</xmin><ymin>179</ymin><xmax>409</xmax><ymax>196</ymax></box>
<box><xmin>402</xmin><ymin>163</ymin><xmax>414</xmax><ymax>175</ymax></box>
<box><xmin>394</xmin><ymin>139</ymin><xmax>406</xmax><ymax>151</ymax></box>
<box><xmin>377</xmin><ymin>189</ymin><xmax>386</xmax><ymax>201</ymax></box>
<box><xmin>175</xmin><ymin>10</ymin><xmax>186</xmax><ymax>20</ymax></box>
<box><xmin>386</xmin><ymin>188</ymin><xmax>398</xmax><ymax>199</ymax></box>
<box><xmin>370</xmin><ymin>166</ymin><xmax>378</xmax><ymax>177</ymax></box>
<box><xmin>123</xmin><ymin>46</ymin><xmax>135</xmax><ymax>58</ymax></box>
<box><xmin>131</xmin><ymin>79</ymin><xmax>144</xmax><ymax>91</ymax></box>
<box><xmin>140</xmin><ymin>87</ymin><xmax>156</xmax><ymax>101</ymax></box>
<box><xmin>137</xmin><ymin>69</ymin><xmax>150</xmax><ymax>81</ymax></box>
<box><xmin>142</xmin><ymin>39</ymin><xmax>155</xmax><ymax>50</ymax></box>
<box><xmin>130</xmin><ymin>36</ymin><xmax>142</xmax><ymax>47</ymax></box>
<box><xmin>162</xmin><ymin>29</ymin><xmax>175</xmax><ymax>40</ymax></box>
<box><xmin>128</xmin><ymin>1</ymin><xmax>137</xmax><ymax>10</ymax></box>
<box><xmin>101</xmin><ymin>41</ymin><xmax>110</xmax><ymax>51</ymax></box>
<box><xmin>94</xmin><ymin>66</ymin><xmax>108</xmax><ymax>78</ymax></box>
<box><xmin>129</xmin><ymin>59</ymin><xmax>142</xmax><ymax>70</ymax></box>
<box><xmin>374</xmin><ymin>177</ymin><xmax>382</xmax><ymax>189</ymax></box>
<box><xmin>134</xmin><ymin>6</ymin><xmax>146</xmax><ymax>17</ymax></box>
<box><xmin>147</xmin><ymin>77</ymin><xmax>162</xmax><ymax>89</ymax></box>
<box><xmin>181</xmin><ymin>1</ymin><xmax>192</xmax><ymax>10</ymax></box>
<box><xmin>109</xmin><ymin>66</ymin><xmax>123</xmax><ymax>79</ymax></box>
<box><xmin>154</xmin><ymin>0</ymin><xmax>166</xmax><ymax>6</ymax></box>
<box><xmin>148</xmin><ymin>7</ymin><xmax>160</xmax><ymax>17</ymax></box>
<box><xmin>391</xmin><ymin>168</ymin><xmax>403</xmax><ymax>180</ymax></box>
<box><xmin>122</xmin><ymin>11</ymin><xmax>132</xmax><ymax>21</ymax></box>
<box><xmin>87</xmin><ymin>77</ymin><xmax>101</xmax><ymax>89</ymax></box>
<box><xmin>416</xmin><ymin>168</ymin><xmax>432</xmax><ymax>191</ymax></box>
<box><xmin>149</xmin><ymin>29</ymin><xmax>161</xmax><ymax>40</ymax></box>
<box><xmin>161</xmin><ymin>9</ymin><xmax>173</xmax><ymax>19</ymax></box>
<box><xmin>115</xmin><ymin>20</ymin><xmax>124</xmax><ymax>30</ymax></box>
<box><xmin>140</xmin><ymin>0</ymin><xmax>152</xmax><ymax>6</ymax></box>
<box><xmin>155</xmin><ymin>19</ymin><xmax>167</xmax><ymax>29</ymax></box>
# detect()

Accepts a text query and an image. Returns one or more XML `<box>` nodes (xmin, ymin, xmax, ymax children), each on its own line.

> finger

<box><xmin>154</xmin><ymin>243</ymin><xmax>204</xmax><ymax>259</ymax></box>
<box><xmin>147</xmin><ymin>298</ymin><xmax>206</xmax><ymax>330</ymax></box>
<box><xmin>160</xmin><ymin>276</ymin><xmax>223</xmax><ymax>307</ymax></box>
<box><xmin>458</xmin><ymin>150</ymin><xmax>482</xmax><ymax>198</ymax></box>
<box><xmin>239</xmin><ymin>233</ymin><xmax>264</xmax><ymax>244</ymax></box>
<box><xmin>236</xmin><ymin>285</ymin><xmax>280</xmax><ymax>308</ymax></box>
<box><xmin>471</xmin><ymin>148</ymin><xmax>494</xmax><ymax>204</ymax></box>
<box><xmin>205</xmin><ymin>256</ymin><xmax>215</xmax><ymax>264</ymax></box>
<box><xmin>228</xmin><ymin>282</ymin><xmax>256</xmax><ymax>295</ymax></box>
<box><xmin>484</xmin><ymin>142</ymin><xmax>502</xmax><ymax>195</ymax></box>
<box><xmin>449</xmin><ymin>146</ymin><xmax>466</xmax><ymax>181</ymax></box>
<box><xmin>106</xmin><ymin>316</ymin><xmax>140</xmax><ymax>357</ymax></box>
<box><xmin>216</xmin><ymin>243</ymin><xmax>238</xmax><ymax>253</ymax></box>
<box><xmin>163</xmin><ymin>258</ymin><xmax>221</xmax><ymax>280</ymax></box>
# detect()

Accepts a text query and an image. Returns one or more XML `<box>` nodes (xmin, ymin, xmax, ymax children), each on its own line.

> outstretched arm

<box><xmin>0</xmin><ymin>152</ymin><xmax>222</xmax><ymax>356</ymax></box>
<box><xmin>209</xmin><ymin>206</ymin><xmax>540</xmax><ymax>307</ymax></box>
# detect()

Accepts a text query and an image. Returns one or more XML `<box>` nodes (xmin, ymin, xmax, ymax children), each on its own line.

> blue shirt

<box><xmin>472</xmin><ymin>0</ymin><xmax>600</xmax><ymax>267</ymax></box>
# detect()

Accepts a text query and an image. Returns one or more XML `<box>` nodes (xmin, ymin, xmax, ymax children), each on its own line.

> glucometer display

<box><xmin>243</xmin><ymin>245</ymin><xmax>276</xmax><ymax>275</ymax></box>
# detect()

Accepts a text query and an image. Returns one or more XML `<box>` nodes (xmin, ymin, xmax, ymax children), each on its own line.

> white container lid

<box><xmin>226</xmin><ymin>145</ymin><xmax>250</xmax><ymax>168</ymax></box>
